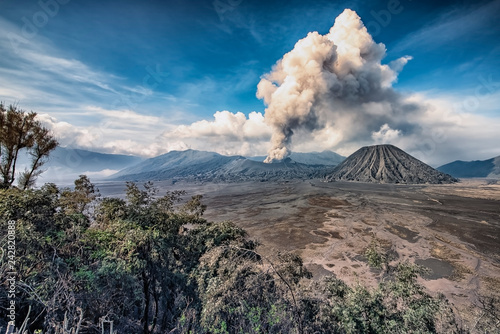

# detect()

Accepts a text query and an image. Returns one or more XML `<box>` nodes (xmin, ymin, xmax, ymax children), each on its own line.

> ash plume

<box><xmin>257</xmin><ymin>9</ymin><xmax>415</xmax><ymax>163</ymax></box>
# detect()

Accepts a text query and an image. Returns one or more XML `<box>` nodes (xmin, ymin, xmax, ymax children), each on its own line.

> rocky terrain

<box><xmin>438</xmin><ymin>155</ymin><xmax>500</xmax><ymax>178</ymax></box>
<box><xmin>327</xmin><ymin>144</ymin><xmax>457</xmax><ymax>184</ymax></box>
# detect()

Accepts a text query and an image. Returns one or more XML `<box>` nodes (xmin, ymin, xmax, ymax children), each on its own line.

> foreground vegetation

<box><xmin>0</xmin><ymin>104</ymin><xmax>58</xmax><ymax>190</ymax></box>
<box><xmin>1</xmin><ymin>176</ymin><xmax>498</xmax><ymax>333</ymax></box>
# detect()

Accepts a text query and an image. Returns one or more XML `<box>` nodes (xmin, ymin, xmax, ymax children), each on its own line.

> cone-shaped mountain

<box><xmin>327</xmin><ymin>144</ymin><xmax>457</xmax><ymax>184</ymax></box>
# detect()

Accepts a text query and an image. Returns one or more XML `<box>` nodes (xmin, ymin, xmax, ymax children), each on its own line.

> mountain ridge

<box><xmin>111</xmin><ymin>149</ymin><xmax>338</xmax><ymax>182</ymax></box>
<box><xmin>437</xmin><ymin>156</ymin><xmax>500</xmax><ymax>178</ymax></box>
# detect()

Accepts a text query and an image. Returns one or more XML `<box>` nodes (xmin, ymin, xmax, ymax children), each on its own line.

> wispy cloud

<box><xmin>0</xmin><ymin>16</ymin><xmax>187</xmax><ymax>156</ymax></box>
<box><xmin>0</xmin><ymin>16</ymin><xmax>180</xmax><ymax>117</ymax></box>
<box><xmin>1</xmin><ymin>19</ymin><xmax>118</xmax><ymax>95</ymax></box>
<box><xmin>37</xmin><ymin>107</ymin><xmax>175</xmax><ymax>157</ymax></box>
<box><xmin>390</xmin><ymin>0</ymin><xmax>500</xmax><ymax>54</ymax></box>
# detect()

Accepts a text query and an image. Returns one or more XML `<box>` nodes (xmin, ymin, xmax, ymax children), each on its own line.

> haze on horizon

<box><xmin>1</xmin><ymin>0</ymin><xmax>500</xmax><ymax>166</ymax></box>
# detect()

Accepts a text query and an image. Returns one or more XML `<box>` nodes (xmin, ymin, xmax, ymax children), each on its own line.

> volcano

<box><xmin>111</xmin><ymin>149</ymin><xmax>337</xmax><ymax>182</ymax></box>
<box><xmin>326</xmin><ymin>145</ymin><xmax>457</xmax><ymax>184</ymax></box>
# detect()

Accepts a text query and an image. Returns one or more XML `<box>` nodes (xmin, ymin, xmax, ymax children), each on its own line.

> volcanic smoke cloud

<box><xmin>257</xmin><ymin>9</ymin><xmax>415</xmax><ymax>163</ymax></box>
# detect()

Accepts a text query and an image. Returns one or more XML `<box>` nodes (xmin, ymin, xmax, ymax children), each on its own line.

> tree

<box><xmin>87</xmin><ymin>182</ymin><xmax>210</xmax><ymax>334</ymax></box>
<box><xmin>60</xmin><ymin>175</ymin><xmax>100</xmax><ymax>215</ymax></box>
<box><xmin>18</xmin><ymin>126</ymin><xmax>58</xmax><ymax>189</ymax></box>
<box><xmin>0</xmin><ymin>103</ymin><xmax>58</xmax><ymax>189</ymax></box>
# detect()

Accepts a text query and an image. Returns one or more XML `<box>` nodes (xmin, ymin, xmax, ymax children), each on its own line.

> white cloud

<box><xmin>251</xmin><ymin>8</ymin><xmax>500</xmax><ymax>166</ymax></box>
<box><xmin>0</xmin><ymin>18</ymin><xmax>120</xmax><ymax>103</ymax></box>
<box><xmin>37</xmin><ymin>107</ymin><xmax>174</xmax><ymax>157</ymax></box>
<box><xmin>167</xmin><ymin>110</ymin><xmax>271</xmax><ymax>140</ymax></box>
<box><xmin>372</xmin><ymin>124</ymin><xmax>402</xmax><ymax>144</ymax></box>
<box><xmin>37</xmin><ymin>108</ymin><xmax>272</xmax><ymax>158</ymax></box>
<box><xmin>396</xmin><ymin>93</ymin><xmax>500</xmax><ymax>166</ymax></box>
<box><xmin>159</xmin><ymin>111</ymin><xmax>272</xmax><ymax>157</ymax></box>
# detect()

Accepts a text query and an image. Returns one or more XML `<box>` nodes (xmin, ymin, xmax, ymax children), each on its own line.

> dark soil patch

<box><xmin>416</xmin><ymin>258</ymin><xmax>455</xmax><ymax>280</ymax></box>
<box><xmin>312</xmin><ymin>230</ymin><xmax>330</xmax><ymax>237</ymax></box>
<box><xmin>308</xmin><ymin>196</ymin><xmax>351</xmax><ymax>208</ymax></box>
<box><xmin>425</xmin><ymin>210</ymin><xmax>500</xmax><ymax>261</ymax></box>
<box><xmin>306</xmin><ymin>263</ymin><xmax>334</xmax><ymax>280</ymax></box>
<box><xmin>330</xmin><ymin>231</ymin><xmax>343</xmax><ymax>239</ymax></box>
<box><xmin>386</xmin><ymin>224</ymin><xmax>420</xmax><ymax>243</ymax></box>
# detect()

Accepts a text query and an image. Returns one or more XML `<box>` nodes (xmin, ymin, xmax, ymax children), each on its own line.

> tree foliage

<box><xmin>0</xmin><ymin>103</ymin><xmax>58</xmax><ymax>189</ymax></box>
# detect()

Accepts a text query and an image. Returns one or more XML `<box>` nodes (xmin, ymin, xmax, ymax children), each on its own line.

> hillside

<box><xmin>327</xmin><ymin>144</ymin><xmax>457</xmax><ymax>184</ymax></box>
<box><xmin>438</xmin><ymin>156</ymin><xmax>500</xmax><ymax>178</ymax></box>
<box><xmin>112</xmin><ymin>149</ymin><xmax>244</xmax><ymax>180</ymax></box>
<box><xmin>111</xmin><ymin>150</ymin><xmax>336</xmax><ymax>182</ymax></box>
<box><xmin>208</xmin><ymin>157</ymin><xmax>335</xmax><ymax>181</ymax></box>
<box><xmin>50</xmin><ymin>147</ymin><xmax>142</xmax><ymax>170</ymax></box>
<box><xmin>247</xmin><ymin>151</ymin><xmax>345</xmax><ymax>166</ymax></box>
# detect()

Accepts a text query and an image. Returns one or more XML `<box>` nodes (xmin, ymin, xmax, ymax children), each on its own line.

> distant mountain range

<box><xmin>110</xmin><ymin>146</ymin><xmax>461</xmax><ymax>184</ymax></box>
<box><xmin>326</xmin><ymin>145</ymin><xmax>457</xmax><ymax>184</ymax></box>
<box><xmin>29</xmin><ymin>146</ymin><xmax>500</xmax><ymax>186</ymax></box>
<box><xmin>111</xmin><ymin>149</ymin><xmax>341</xmax><ymax>182</ymax></box>
<box><xmin>437</xmin><ymin>156</ymin><xmax>500</xmax><ymax>178</ymax></box>
<box><xmin>32</xmin><ymin>147</ymin><xmax>143</xmax><ymax>185</ymax></box>
<box><xmin>48</xmin><ymin>147</ymin><xmax>143</xmax><ymax>171</ymax></box>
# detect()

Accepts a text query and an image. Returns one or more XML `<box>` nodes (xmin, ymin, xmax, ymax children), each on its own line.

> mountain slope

<box><xmin>327</xmin><ymin>145</ymin><xmax>457</xmax><ymax>184</ymax></box>
<box><xmin>111</xmin><ymin>150</ymin><xmax>336</xmax><ymax>182</ymax></box>
<box><xmin>247</xmin><ymin>151</ymin><xmax>345</xmax><ymax>166</ymax></box>
<box><xmin>210</xmin><ymin>157</ymin><xmax>334</xmax><ymax>181</ymax></box>
<box><xmin>491</xmin><ymin>156</ymin><xmax>500</xmax><ymax>178</ymax></box>
<box><xmin>437</xmin><ymin>156</ymin><xmax>500</xmax><ymax>178</ymax></box>
<box><xmin>17</xmin><ymin>147</ymin><xmax>142</xmax><ymax>172</ymax></box>
<box><xmin>48</xmin><ymin>147</ymin><xmax>143</xmax><ymax>171</ymax></box>
<box><xmin>112</xmin><ymin>150</ymin><xmax>245</xmax><ymax>180</ymax></box>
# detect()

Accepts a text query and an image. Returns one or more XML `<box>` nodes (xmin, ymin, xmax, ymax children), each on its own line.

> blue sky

<box><xmin>1</xmin><ymin>0</ymin><xmax>500</xmax><ymax>165</ymax></box>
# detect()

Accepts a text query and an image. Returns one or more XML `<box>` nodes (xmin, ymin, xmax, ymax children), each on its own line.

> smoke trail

<box><xmin>257</xmin><ymin>9</ymin><xmax>413</xmax><ymax>163</ymax></box>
